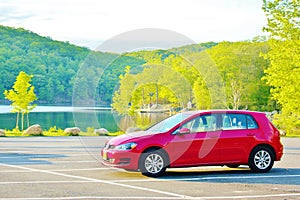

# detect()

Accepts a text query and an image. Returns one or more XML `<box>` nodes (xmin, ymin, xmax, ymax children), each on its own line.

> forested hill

<box><xmin>170</xmin><ymin>42</ymin><xmax>218</xmax><ymax>54</ymax></box>
<box><xmin>0</xmin><ymin>25</ymin><xmax>145</xmax><ymax>105</ymax></box>
<box><xmin>0</xmin><ymin>25</ymin><xmax>215</xmax><ymax>105</ymax></box>
<box><xmin>0</xmin><ymin>25</ymin><xmax>269</xmax><ymax>110</ymax></box>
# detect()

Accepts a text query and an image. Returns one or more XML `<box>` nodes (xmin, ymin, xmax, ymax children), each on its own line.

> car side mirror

<box><xmin>177</xmin><ymin>128</ymin><xmax>190</xmax><ymax>135</ymax></box>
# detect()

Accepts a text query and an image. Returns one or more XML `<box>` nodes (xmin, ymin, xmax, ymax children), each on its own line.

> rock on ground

<box><xmin>24</xmin><ymin>124</ymin><xmax>43</xmax><ymax>135</ymax></box>
<box><xmin>0</xmin><ymin>129</ymin><xmax>5</xmax><ymax>137</ymax></box>
<box><xmin>94</xmin><ymin>128</ymin><xmax>109</xmax><ymax>136</ymax></box>
<box><xmin>64</xmin><ymin>127</ymin><xmax>81</xmax><ymax>136</ymax></box>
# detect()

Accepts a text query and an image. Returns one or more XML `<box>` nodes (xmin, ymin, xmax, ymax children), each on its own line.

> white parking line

<box><xmin>1</xmin><ymin>160</ymin><xmax>98</xmax><ymax>165</ymax></box>
<box><xmin>0</xmin><ymin>197</ymin><xmax>184</xmax><ymax>200</ymax></box>
<box><xmin>1</xmin><ymin>163</ymin><xmax>300</xmax><ymax>200</ymax></box>
<box><xmin>1</xmin><ymin>173</ymin><xmax>294</xmax><ymax>183</ymax></box>
<box><xmin>0</xmin><ymin>163</ymin><xmax>190</xmax><ymax>199</ymax></box>
<box><xmin>1</xmin><ymin>193</ymin><xmax>300</xmax><ymax>200</ymax></box>
<box><xmin>0</xmin><ymin>168</ymin><xmax>111</xmax><ymax>173</ymax></box>
<box><xmin>0</xmin><ymin>153</ymin><xmax>97</xmax><ymax>158</ymax></box>
<box><xmin>42</xmin><ymin>160</ymin><xmax>98</xmax><ymax>163</ymax></box>
<box><xmin>197</xmin><ymin>193</ymin><xmax>300</xmax><ymax>199</ymax></box>
<box><xmin>104</xmin><ymin>173</ymin><xmax>300</xmax><ymax>183</ymax></box>
<box><xmin>0</xmin><ymin>180</ymin><xmax>94</xmax><ymax>185</ymax></box>
<box><xmin>50</xmin><ymin>167</ymin><xmax>110</xmax><ymax>172</ymax></box>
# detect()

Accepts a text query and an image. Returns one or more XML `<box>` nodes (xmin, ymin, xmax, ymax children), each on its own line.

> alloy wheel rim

<box><xmin>254</xmin><ymin>150</ymin><xmax>271</xmax><ymax>169</ymax></box>
<box><xmin>144</xmin><ymin>153</ymin><xmax>164</xmax><ymax>174</ymax></box>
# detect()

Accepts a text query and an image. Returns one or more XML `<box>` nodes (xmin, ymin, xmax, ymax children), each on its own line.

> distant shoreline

<box><xmin>0</xmin><ymin>105</ymin><xmax>112</xmax><ymax>114</ymax></box>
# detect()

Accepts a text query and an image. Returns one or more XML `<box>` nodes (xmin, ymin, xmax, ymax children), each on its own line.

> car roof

<box><xmin>181</xmin><ymin>110</ymin><xmax>264</xmax><ymax>115</ymax></box>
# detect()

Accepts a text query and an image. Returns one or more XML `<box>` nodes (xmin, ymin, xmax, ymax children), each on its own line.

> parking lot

<box><xmin>0</xmin><ymin>136</ymin><xmax>300</xmax><ymax>200</ymax></box>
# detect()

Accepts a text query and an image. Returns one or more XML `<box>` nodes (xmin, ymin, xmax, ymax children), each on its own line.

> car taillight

<box><xmin>274</xmin><ymin>128</ymin><xmax>280</xmax><ymax>137</ymax></box>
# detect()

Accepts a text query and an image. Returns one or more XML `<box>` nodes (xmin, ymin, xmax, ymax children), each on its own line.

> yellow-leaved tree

<box><xmin>4</xmin><ymin>71</ymin><xmax>37</xmax><ymax>131</ymax></box>
<box><xmin>262</xmin><ymin>0</ymin><xmax>300</xmax><ymax>135</ymax></box>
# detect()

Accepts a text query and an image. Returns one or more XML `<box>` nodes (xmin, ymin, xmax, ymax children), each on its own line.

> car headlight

<box><xmin>114</xmin><ymin>142</ymin><xmax>137</xmax><ymax>150</ymax></box>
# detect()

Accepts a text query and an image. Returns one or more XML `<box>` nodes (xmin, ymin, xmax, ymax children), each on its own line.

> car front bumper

<box><xmin>101</xmin><ymin>148</ymin><xmax>139</xmax><ymax>170</ymax></box>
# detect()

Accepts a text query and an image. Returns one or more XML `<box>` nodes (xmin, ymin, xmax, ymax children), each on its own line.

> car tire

<box><xmin>139</xmin><ymin>149</ymin><xmax>168</xmax><ymax>177</ymax></box>
<box><xmin>248</xmin><ymin>146</ymin><xmax>274</xmax><ymax>173</ymax></box>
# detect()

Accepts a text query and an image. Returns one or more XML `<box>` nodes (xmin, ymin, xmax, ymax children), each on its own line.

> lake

<box><xmin>0</xmin><ymin>106</ymin><xmax>169</xmax><ymax>132</ymax></box>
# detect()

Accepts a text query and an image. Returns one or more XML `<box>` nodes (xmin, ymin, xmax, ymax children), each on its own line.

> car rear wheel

<box><xmin>139</xmin><ymin>149</ymin><xmax>168</xmax><ymax>177</ymax></box>
<box><xmin>249</xmin><ymin>146</ymin><xmax>274</xmax><ymax>173</ymax></box>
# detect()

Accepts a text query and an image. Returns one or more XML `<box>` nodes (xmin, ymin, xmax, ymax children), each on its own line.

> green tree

<box><xmin>111</xmin><ymin>66</ymin><xmax>136</xmax><ymax>115</ymax></box>
<box><xmin>262</xmin><ymin>0</ymin><xmax>300</xmax><ymax>135</ymax></box>
<box><xmin>111</xmin><ymin>57</ymin><xmax>194</xmax><ymax>116</ymax></box>
<box><xmin>262</xmin><ymin>0</ymin><xmax>300</xmax><ymax>40</ymax></box>
<box><xmin>4</xmin><ymin>71</ymin><xmax>37</xmax><ymax>130</ymax></box>
<box><xmin>193</xmin><ymin>76</ymin><xmax>212</xmax><ymax>109</ymax></box>
<box><xmin>203</xmin><ymin>41</ymin><xmax>270</xmax><ymax>110</ymax></box>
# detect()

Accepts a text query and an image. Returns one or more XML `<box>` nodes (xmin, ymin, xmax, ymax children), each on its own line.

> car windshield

<box><xmin>146</xmin><ymin>112</ymin><xmax>194</xmax><ymax>133</ymax></box>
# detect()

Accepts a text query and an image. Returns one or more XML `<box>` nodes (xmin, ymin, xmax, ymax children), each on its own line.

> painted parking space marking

<box><xmin>2</xmin><ymin>172</ymin><xmax>298</xmax><ymax>183</ymax></box>
<box><xmin>108</xmin><ymin>173</ymin><xmax>300</xmax><ymax>183</ymax></box>
<box><xmin>0</xmin><ymin>153</ymin><xmax>97</xmax><ymax>158</ymax></box>
<box><xmin>0</xmin><ymin>168</ymin><xmax>111</xmax><ymax>173</ymax></box>
<box><xmin>197</xmin><ymin>193</ymin><xmax>300</xmax><ymax>199</ymax></box>
<box><xmin>0</xmin><ymin>180</ymin><xmax>95</xmax><ymax>185</ymax></box>
<box><xmin>0</xmin><ymin>163</ymin><xmax>191</xmax><ymax>199</ymax></box>
<box><xmin>1</xmin><ymin>194</ymin><xmax>300</xmax><ymax>200</ymax></box>
<box><xmin>1</xmin><ymin>137</ymin><xmax>299</xmax><ymax>199</ymax></box>
<box><xmin>0</xmin><ymin>197</ymin><xmax>184</xmax><ymax>200</ymax></box>
<box><xmin>0</xmin><ymin>160</ymin><xmax>99</xmax><ymax>165</ymax></box>
<box><xmin>1</xmin><ymin>163</ymin><xmax>299</xmax><ymax>200</ymax></box>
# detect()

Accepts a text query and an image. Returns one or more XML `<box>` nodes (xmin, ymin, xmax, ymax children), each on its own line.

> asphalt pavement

<box><xmin>0</xmin><ymin>136</ymin><xmax>299</xmax><ymax>200</ymax></box>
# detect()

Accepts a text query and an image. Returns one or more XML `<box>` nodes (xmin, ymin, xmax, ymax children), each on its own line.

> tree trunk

<box><xmin>231</xmin><ymin>81</ymin><xmax>241</xmax><ymax>110</ymax></box>
<box><xmin>156</xmin><ymin>83</ymin><xmax>158</xmax><ymax>106</ymax></box>
<box><xmin>16</xmin><ymin>112</ymin><xmax>19</xmax><ymax>130</ymax></box>
<box><xmin>21</xmin><ymin>112</ymin><xmax>24</xmax><ymax>131</ymax></box>
<box><xmin>26</xmin><ymin>113</ymin><xmax>29</xmax><ymax>128</ymax></box>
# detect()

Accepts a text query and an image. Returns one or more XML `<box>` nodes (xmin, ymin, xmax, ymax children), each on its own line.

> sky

<box><xmin>0</xmin><ymin>0</ymin><xmax>268</xmax><ymax>52</ymax></box>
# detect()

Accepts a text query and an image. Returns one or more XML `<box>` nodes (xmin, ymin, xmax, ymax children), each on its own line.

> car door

<box><xmin>168</xmin><ymin>114</ymin><xmax>220</xmax><ymax>166</ymax></box>
<box><xmin>218</xmin><ymin>113</ymin><xmax>257</xmax><ymax>163</ymax></box>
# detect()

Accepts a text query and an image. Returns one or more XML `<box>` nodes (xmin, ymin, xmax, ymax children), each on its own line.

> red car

<box><xmin>101</xmin><ymin>110</ymin><xmax>283</xmax><ymax>177</ymax></box>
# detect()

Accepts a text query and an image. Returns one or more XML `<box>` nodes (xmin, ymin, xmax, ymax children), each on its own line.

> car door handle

<box><xmin>247</xmin><ymin>133</ymin><xmax>255</xmax><ymax>136</ymax></box>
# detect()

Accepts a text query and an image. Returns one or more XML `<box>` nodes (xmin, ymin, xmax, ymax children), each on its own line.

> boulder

<box><xmin>0</xmin><ymin>129</ymin><xmax>5</xmax><ymax>137</ymax></box>
<box><xmin>126</xmin><ymin>127</ymin><xmax>142</xmax><ymax>133</ymax></box>
<box><xmin>64</xmin><ymin>127</ymin><xmax>80</xmax><ymax>136</ymax></box>
<box><xmin>24</xmin><ymin>124</ymin><xmax>43</xmax><ymax>135</ymax></box>
<box><xmin>94</xmin><ymin>128</ymin><xmax>109</xmax><ymax>136</ymax></box>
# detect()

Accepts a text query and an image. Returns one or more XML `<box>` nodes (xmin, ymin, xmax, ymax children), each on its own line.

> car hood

<box><xmin>107</xmin><ymin>131</ymin><xmax>155</xmax><ymax>146</ymax></box>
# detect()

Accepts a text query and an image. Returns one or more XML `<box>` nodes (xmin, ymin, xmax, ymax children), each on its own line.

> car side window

<box><xmin>222</xmin><ymin>114</ymin><xmax>247</xmax><ymax>130</ymax></box>
<box><xmin>181</xmin><ymin>114</ymin><xmax>218</xmax><ymax>133</ymax></box>
<box><xmin>222</xmin><ymin>114</ymin><xmax>258</xmax><ymax>130</ymax></box>
<box><xmin>246</xmin><ymin>115</ymin><xmax>258</xmax><ymax>129</ymax></box>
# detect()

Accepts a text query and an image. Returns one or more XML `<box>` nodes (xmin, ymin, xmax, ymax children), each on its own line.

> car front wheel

<box><xmin>249</xmin><ymin>146</ymin><xmax>274</xmax><ymax>173</ymax></box>
<box><xmin>139</xmin><ymin>149</ymin><xmax>168</xmax><ymax>177</ymax></box>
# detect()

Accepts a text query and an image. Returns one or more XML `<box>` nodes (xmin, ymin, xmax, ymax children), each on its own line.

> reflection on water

<box><xmin>0</xmin><ymin>106</ymin><xmax>170</xmax><ymax>132</ymax></box>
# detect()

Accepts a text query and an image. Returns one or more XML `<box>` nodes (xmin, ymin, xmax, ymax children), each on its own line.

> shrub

<box><xmin>44</xmin><ymin>126</ymin><xmax>68</xmax><ymax>136</ymax></box>
<box><xmin>86</xmin><ymin>127</ymin><xmax>95</xmax><ymax>133</ymax></box>
<box><xmin>5</xmin><ymin>128</ymin><xmax>22</xmax><ymax>136</ymax></box>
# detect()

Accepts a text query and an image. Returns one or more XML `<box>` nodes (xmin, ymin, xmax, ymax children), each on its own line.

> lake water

<box><xmin>0</xmin><ymin>106</ymin><xmax>168</xmax><ymax>132</ymax></box>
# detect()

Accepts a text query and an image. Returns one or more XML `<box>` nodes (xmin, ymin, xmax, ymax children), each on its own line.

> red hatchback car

<box><xmin>101</xmin><ymin>110</ymin><xmax>283</xmax><ymax>177</ymax></box>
